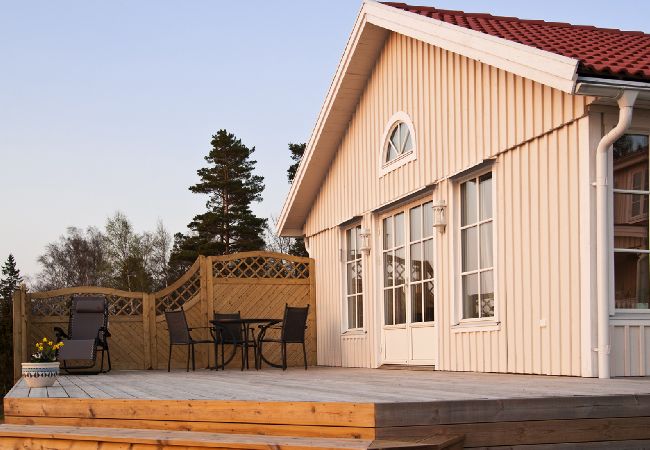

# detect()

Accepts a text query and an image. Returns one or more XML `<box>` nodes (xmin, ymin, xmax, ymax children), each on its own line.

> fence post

<box><xmin>12</xmin><ymin>286</ymin><xmax>27</xmax><ymax>382</ymax></box>
<box><xmin>142</xmin><ymin>292</ymin><xmax>152</xmax><ymax>370</ymax></box>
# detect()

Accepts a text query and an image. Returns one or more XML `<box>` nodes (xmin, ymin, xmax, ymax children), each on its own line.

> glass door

<box><xmin>381</xmin><ymin>201</ymin><xmax>436</xmax><ymax>365</ymax></box>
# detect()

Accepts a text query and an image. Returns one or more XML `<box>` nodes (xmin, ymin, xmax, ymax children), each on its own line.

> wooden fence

<box><xmin>12</xmin><ymin>252</ymin><xmax>316</xmax><ymax>381</ymax></box>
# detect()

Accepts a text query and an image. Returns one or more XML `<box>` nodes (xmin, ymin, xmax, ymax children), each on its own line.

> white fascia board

<box><xmin>278</xmin><ymin>0</ymin><xmax>581</xmax><ymax>236</ymax></box>
<box><xmin>365</xmin><ymin>1</ymin><xmax>579</xmax><ymax>93</ymax></box>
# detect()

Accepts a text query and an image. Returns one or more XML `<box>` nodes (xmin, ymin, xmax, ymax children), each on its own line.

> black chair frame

<box><xmin>256</xmin><ymin>304</ymin><xmax>309</xmax><ymax>371</ymax></box>
<box><xmin>165</xmin><ymin>309</ymin><xmax>214</xmax><ymax>372</ymax></box>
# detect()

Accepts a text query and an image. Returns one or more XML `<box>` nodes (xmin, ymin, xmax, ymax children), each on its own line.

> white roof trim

<box><xmin>277</xmin><ymin>0</ymin><xmax>580</xmax><ymax>236</ymax></box>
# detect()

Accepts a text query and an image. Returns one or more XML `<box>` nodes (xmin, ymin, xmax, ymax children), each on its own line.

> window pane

<box><xmin>394</xmin><ymin>213</ymin><xmax>405</xmax><ymax>246</ymax></box>
<box><xmin>399</xmin><ymin>123</ymin><xmax>409</xmax><ymax>153</ymax></box>
<box><xmin>480</xmin><ymin>222</ymin><xmax>493</xmax><ymax>269</ymax></box>
<box><xmin>479</xmin><ymin>173</ymin><xmax>493</xmax><ymax>220</ymax></box>
<box><xmin>347</xmin><ymin>262</ymin><xmax>356</xmax><ymax>295</ymax></box>
<box><xmin>462</xmin><ymin>273</ymin><xmax>479</xmax><ymax>319</ymax></box>
<box><xmin>462</xmin><ymin>227</ymin><xmax>478</xmax><ymax>272</ymax></box>
<box><xmin>615</xmin><ymin>253</ymin><xmax>649</xmax><ymax>309</ymax></box>
<box><xmin>410</xmin><ymin>205</ymin><xmax>422</xmax><ymax>241</ymax></box>
<box><xmin>384</xmin><ymin>289</ymin><xmax>394</xmax><ymax>325</ymax></box>
<box><xmin>346</xmin><ymin>229</ymin><xmax>355</xmax><ymax>261</ymax></box>
<box><xmin>383</xmin><ymin>217</ymin><xmax>393</xmax><ymax>249</ymax></box>
<box><xmin>355</xmin><ymin>226</ymin><xmax>363</xmax><ymax>260</ymax></box>
<box><xmin>423</xmin><ymin>239</ymin><xmax>434</xmax><ymax>280</ymax></box>
<box><xmin>410</xmin><ymin>243</ymin><xmax>422</xmax><ymax>281</ymax></box>
<box><xmin>395</xmin><ymin>287</ymin><xmax>406</xmax><ymax>324</ymax></box>
<box><xmin>355</xmin><ymin>261</ymin><xmax>363</xmax><ymax>294</ymax></box>
<box><xmin>347</xmin><ymin>297</ymin><xmax>356</xmax><ymax>329</ymax></box>
<box><xmin>386</xmin><ymin>141</ymin><xmax>398</xmax><ymax>162</ymax></box>
<box><xmin>461</xmin><ymin>179</ymin><xmax>478</xmax><ymax>226</ymax></box>
<box><xmin>357</xmin><ymin>295</ymin><xmax>363</xmax><ymax>328</ymax></box>
<box><xmin>383</xmin><ymin>252</ymin><xmax>393</xmax><ymax>287</ymax></box>
<box><xmin>423</xmin><ymin>201</ymin><xmax>433</xmax><ymax>238</ymax></box>
<box><xmin>394</xmin><ymin>247</ymin><xmax>405</xmax><ymax>285</ymax></box>
<box><xmin>424</xmin><ymin>281</ymin><xmax>435</xmax><ymax>322</ymax></box>
<box><xmin>614</xmin><ymin>135</ymin><xmax>649</xmax><ymax>190</ymax></box>
<box><xmin>403</xmin><ymin>131</ymin><xmax>413</xmax><ymax>153</ymax></box>
<box><xmin>480</xmin><ymin>270</ymin><xmax>495</xmax><ymax>317</ymax></box>
<box><xmin>614</xmin><ymin>193</ymin><xmax>649</xmax><ymax>250</ymax></box>
<box><xmin>411</xmin><ymin>283</ymin><xmax>423</xmax><ymax>323</ymax></box>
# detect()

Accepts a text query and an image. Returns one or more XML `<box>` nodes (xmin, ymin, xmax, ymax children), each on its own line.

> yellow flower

<box><xmin>48</xmin><ymin>341</ymin><xmax>53</xmax><ymax>346</ymax></box>
<box><xmin>42</xmin><ymin>337</ymin><xmax>48</xmax><ymax>343</ymax></box>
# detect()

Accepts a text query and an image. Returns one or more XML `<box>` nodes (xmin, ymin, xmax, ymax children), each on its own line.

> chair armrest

<box><xmin>97</xmin><ymin>326</ymin><xmax>111</xmax><ymax>341</ymax></box>
<box><xmin>53</xmin><ymin>327</ymin><xmax>68</xmax><ymax>341</ymax></box>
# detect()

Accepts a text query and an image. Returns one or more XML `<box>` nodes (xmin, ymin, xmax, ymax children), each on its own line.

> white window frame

<box><xmin>452</xmin><ymin>167</ymin><xmax>499</xmax><ymax>330</ymax></box>
<box><xmin>611</xmin><ymin>131</ymin><xmax>650</xmax><ymax>314</ymax></box>
<box><xmin>343</xmin><ymin>224</ymin><xmax>364</xmax><ymax>331</ymax></box>
<box><xmin>379</xmin><ymin>111</ymin><xmax>417</xmax><ymax>177</ymax></box>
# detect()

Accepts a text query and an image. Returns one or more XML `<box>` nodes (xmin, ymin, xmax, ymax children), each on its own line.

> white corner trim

<box><xmin>379</xmin><ymin>111</ymin><xmax>417</xmax><ymax>176</ymax></box>
<box><xmin>365</xmin><ymin>1</ymin><xmax>579</xmax><ymax>94</ymax></box>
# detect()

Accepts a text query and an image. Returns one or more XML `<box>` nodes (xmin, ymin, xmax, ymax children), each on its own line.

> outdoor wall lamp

<box><xmin>359</xmin><ymin>228</ymin><xmax>371</xmax><ymax>255</ymax></box>
<box><xmin>432</xmin><ymin>200</ymin><xmax>447</xmax><ymax>233</ymax></box>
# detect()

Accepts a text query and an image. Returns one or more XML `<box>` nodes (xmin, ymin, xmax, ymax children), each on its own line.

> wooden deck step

<box><xmin>0</xmin><ymin>424</ymin><xmax>463</xmax><ymax>449</ymax></box>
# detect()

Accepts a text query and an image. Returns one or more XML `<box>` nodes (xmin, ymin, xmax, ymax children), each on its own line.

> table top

<box><xmin>209</xmin><ymin>318</ymin><xmax>281</xmax><ymax>325</ymax></box>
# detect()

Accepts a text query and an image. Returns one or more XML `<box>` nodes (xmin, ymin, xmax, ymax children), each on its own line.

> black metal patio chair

<box><xmin>165</xmin><ymin>309</ymin><xmax>214</xmax><ymax>372</ymax></box>
<box><xmin>256</xmin><ymin>304</ymin><xmax>309</xmax><ymax>370</ymax></box>
<box><xmin>213</xmin><ymin>311</ymin><xmax>258</xmax><ymax>370</ymax></box>
<box><xmin>54</xmin><ymin>296</ymin><xmax>111</xmax><ymax>374</ymax></box>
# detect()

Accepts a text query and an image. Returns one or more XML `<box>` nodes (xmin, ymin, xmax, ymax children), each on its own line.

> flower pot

<box><xmin>21</xmin><ymin>362</ymin><xmax>60</xmax><ymax>388</ymax></box>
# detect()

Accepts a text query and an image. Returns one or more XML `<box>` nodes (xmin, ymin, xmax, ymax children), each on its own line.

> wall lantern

<box><xmin>359</xmin><ymin>228</ymin><xmax>371</xmax><ymax>255</ymax></box>
<box><xmin>432</xmin><ymin>200</ymin><xmax>447</xmax><ymax>233</ymax></box>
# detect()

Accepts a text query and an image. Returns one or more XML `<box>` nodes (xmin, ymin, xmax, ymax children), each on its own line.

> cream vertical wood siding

<box><xmin>305</xmin><ymin>32</ymin><xmax>593</xmax><ymax>373</ymax></box>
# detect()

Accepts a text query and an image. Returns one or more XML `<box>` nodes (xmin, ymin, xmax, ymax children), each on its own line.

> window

<box><xmin>383</xmin><ymin>212</ymin><xmax>406</xmax><ymax>325</ymax></box>
<box><xmin>459</xmin><ymin>172</ymin><xmax>494</xmax><ymax>319</ymax></box>
<box><xmin>613</xmin><ymin>134</ymin><xmax>649</xmax><ymax>310</ymax></box>
<box><xmin>380</xmin><ymin>112</ymin><xmax>417</xmax><ymax>175</ymax></box>
<box><xmin>345</xmin><ymin>226</ymin><xmax>363</xmax><ymax>329</ymax></box>
<box><xmin>385</xmin><ymin>122</ymin><xmax>413</xmax><ymax>163</ymax></box>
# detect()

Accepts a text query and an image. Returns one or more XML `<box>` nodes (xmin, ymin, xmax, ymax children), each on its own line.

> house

<box><xmin>278</xmin><ymin>0</ymin><xmax>650</xmax><ymax>378</ymax></box>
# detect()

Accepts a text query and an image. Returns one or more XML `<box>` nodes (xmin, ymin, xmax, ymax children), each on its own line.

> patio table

<box><xmin>209</xmin><ymin>318</ymin><xmax>281</xmax><ymax>370</ymax></box>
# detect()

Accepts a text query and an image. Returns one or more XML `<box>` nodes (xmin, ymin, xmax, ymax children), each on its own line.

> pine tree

<box><xmin>171</xmin><ymin>130</ymin><xmax>266</xmax><ymax>270</ymax></box>
<box><xmin>285</xmin><ymin>143</ymin><xmax>308</xmax><ymax>257</ymax></box>
<box><xmin>0</xmin><ymin>254</ymin><xmax>22</xmax><ymax>394</ymax></box>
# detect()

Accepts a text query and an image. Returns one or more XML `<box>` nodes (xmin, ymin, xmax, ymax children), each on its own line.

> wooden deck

<box><xmin>3</xmin><ymin>367</ymin><xmax>650</xmax><ymax>448</ymax></box>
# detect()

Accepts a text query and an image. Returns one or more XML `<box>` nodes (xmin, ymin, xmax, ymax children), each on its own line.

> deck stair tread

<box><xmin>0</xmin><ymin>424</ymin><xmax>460</xmax><ymax>449</ymax></box>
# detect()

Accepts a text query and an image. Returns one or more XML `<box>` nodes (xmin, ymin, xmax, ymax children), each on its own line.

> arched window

<box><xmin>380</xmin><ymin>112</ymin><xmax>417</xmax><ymax>176</ymax></box>
<box><xmin>386</xmin><ymin>122</ymin><xmax>413</xmax><ymax>163</ymax></box>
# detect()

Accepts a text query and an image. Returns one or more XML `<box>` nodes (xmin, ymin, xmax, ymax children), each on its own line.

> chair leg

<box><xmin>106</xmin><ymin>345</ymin><xmax>112</xmax><ymax>373</ymax></box>
<box><xmin>221</xmin><ymin>342</ymin><xmax>225</xmax><ymax>370</ymax></box>
<box><xmin>302</xmin><ymin>342</ymin><xmax>307</xmax><ymax>370</ymax></box>
<box><xmin>191</xmin><ymin>344</ymin><xmax>196</xmax><ymax>372</ymax></box>
<box><xmin>186</xmin><ymin>345</ymin><xmax>190</xmax><ymax>372</ymax></box>
<box><xmin>281</xmin><ymin>343</ymin><xmax>287</xmax><ymax>371</ymax></box>
<box><xmin>168</xmin><ymin>344</ymin><xmax>172</xmax><ymax>372</ymax></box>
<box><xmin>99</xmin><ymin>348</ymin><xmax>105</xmax><ymax>373</ymax></box>
<box><xmin>240</xmin><ymin>344</ymin><xmax>245</xmax><ymax>371</ymax></box>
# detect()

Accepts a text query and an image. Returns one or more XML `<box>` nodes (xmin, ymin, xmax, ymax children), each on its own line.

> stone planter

<box><xmin>21</xmin><ymin>362</ymin><xmax>60</xmax><ymax>388</ymax></box>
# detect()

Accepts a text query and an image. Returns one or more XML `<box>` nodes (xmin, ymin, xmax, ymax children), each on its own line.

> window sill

<box><xmin>341</xmin><ymin>329</ymin><xmax>367</xmax><ymax>337</ymax></box>
<box><xmin>451</xmin><ymin>320</ymin><xmax>501</xmax><ymax>333</ymax></box>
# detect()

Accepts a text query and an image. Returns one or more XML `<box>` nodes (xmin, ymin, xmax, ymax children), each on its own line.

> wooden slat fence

<box><xmin>12</xmin><ymin>252</ymin><xmax>316</xmax><ymax>381</ymax></box>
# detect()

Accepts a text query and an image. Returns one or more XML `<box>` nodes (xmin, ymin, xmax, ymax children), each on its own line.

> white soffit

<box><xmin>277</xmin><ymin>0</ymin><xmax>580</xmax><ymax>236</ymax></box>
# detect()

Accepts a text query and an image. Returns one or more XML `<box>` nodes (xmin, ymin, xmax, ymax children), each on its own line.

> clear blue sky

<box><xmin>1</xmin><ymin>0</ymin><xmax>649</xmax><ymax>279</ymax></box>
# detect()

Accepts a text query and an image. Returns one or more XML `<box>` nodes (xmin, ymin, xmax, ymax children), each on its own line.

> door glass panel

<box><xmin>383</xmin><ymin>252</ymin><xmax>394</xmax><ymax>287</ymax></box>
<box><xmin>347</xmin><ymin>297</ymin><xmax>356</xmax><ymax>329</ymax></box>
<box><xmin>383</xmin><ymin>217</ymin><xmax>393</xmax><ymax>249</ymax></box>
<box><xmin>479</xmin><ymin>173</ymin><xmax>493</xmax><ymax>220</ymax></box>
<box><xmin>410</xmin><ymin>243</ymin><xmax>422</xmax><ymax>281</ymax></box>
<box><xmin>395</xmin><ymin>287</ymin><xmax>406</xmax><ymax>324</ymax></box>
<box><xmin>462</xmin><ymin>273</ymin><xmax>479</xmax><ymax>319</ymax></box>
<box><xmin>423</xmin><ymin>202</ymin><xmax>433</xmax><ymax>238</ymax></box>
<box><xmin>394</xmin><ymin>247</ymin><xmax>405</xmax><ymax>285</ymax></box>
<box><xmin>410</xmin><ymin>206</ymin><xmax>422</xmax><ymax>241</ymax></box>
<box><xmin>462</xmin><ymin>227</ymin><xmax>478</xmax><ymax>271</ymax></box>
<box><xmin>423</xmin><ymin>239</ymin><xmax>434</xmax><ymax>280</ymax></box>
<box><xmin>480</xmin><ymin>270</ymin><xmax>495</xmax><ymax>317</ymax></box>
<box><xmin>346</xmin><ymin>229</ymin><xmax>355</xmax><ymax>261</ymax></box>
<box><xmin>615</xmin><ymin>253</ymin><xmax>649</xmax><ymax>309</ymax></box>
<box><xmin>479</xmin><ymin>222</ymin><xmax>493</xmax><ymax>269</ymax></box>
<box><xmin>384</xmin><ymin>290</ymin><xmax>394</xmax><ymax>325</ymax></box>
<box><xmin>424</xmin><ymin>281</ymin><xmax>435</xmax><ymax>321</ymax></box>
<box><xmin>394</xmin><ymin>213</ymin><xmax>405</xmax><ymax>246</ymax></box>
<box><xmin>411</xmin><ymin>284</ymin><xmax>423</xmax><ymax>322</ymax></box>
<box><xmin>355</xmin><ymin>261</ymin><xmax>363</xmax><ymax>294</ymax></box>
<box><xmin>461</xmin><ymin>179</ymin><xmax>478</xmax><ymax>226</ymax></box>
<box><xmin>354</xmin><ymin>227</ymin><xmax>362</xmax><ymax>260</ymax></box>
<box><xmin>346</xmin><ymin>262</ymin><xmax>356</xmax><ymax>295</ymax></box>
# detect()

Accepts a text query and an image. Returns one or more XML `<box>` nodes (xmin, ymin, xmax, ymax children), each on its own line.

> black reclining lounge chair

<box><xmin>54</xmin><ymin>296</ymin><xmax>111</xmax><ymax>374</ymax></box>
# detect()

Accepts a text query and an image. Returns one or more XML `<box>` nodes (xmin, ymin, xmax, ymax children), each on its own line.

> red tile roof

<box><xmin>383</xmin><ymin>2</ymin><xmax>650</xmax><ymax>82</ymax></box>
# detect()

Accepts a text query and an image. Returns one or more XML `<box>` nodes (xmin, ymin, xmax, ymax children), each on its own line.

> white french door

<box><xmin>381</xmin><ymin>200</ymin><xmax>436</xmax><ymax>366</ymax></box>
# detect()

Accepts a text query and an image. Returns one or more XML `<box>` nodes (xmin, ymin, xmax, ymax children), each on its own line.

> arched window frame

<box><xmin>379</xmin><ymin>112</ymin><xmax>417</xmax><ymax>177</ymax></box>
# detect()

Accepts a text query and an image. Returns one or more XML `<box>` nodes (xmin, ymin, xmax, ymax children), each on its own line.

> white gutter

<box><xmin>594</xmin><ymin>89</ymin><xmax>638</xmax><ymax>379</ymax></box>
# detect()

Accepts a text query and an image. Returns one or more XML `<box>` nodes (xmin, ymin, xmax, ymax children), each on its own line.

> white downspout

<box><xmin>595</xmin><ymin>89</ymin><xmax>638</xmax><ymax>379</ymax></box>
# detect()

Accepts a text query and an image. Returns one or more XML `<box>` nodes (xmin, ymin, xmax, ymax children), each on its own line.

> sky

<box><xmin>1</xmin><ymin>0</ymin><xmax>649</xmax><ymax>279</ymax></box>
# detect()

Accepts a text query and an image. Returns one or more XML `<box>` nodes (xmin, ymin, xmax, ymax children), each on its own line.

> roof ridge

<box><xmin>381</xmin><ymin>2</ymin><xmax>646</xmax><ymax>36</ymax></box>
